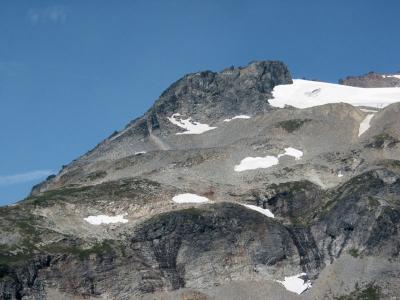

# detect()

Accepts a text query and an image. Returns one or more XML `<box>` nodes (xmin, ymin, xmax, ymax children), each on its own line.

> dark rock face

<box><xmin>0</xmin><ymin>256</ymin><xmax>51</xmax><ymax>300</ymax></box>
<box><xmin>126</xmin><ymin>60</ymin><xmax>292</xmax><ymax>136</ymax></box>
<box><xmin>151</xmin><ymin>61</ymin><xmax>291</xmax><ymax>120</ymax></box>
<box><xmin>0</xmin><ymin>204</ymin><xmax>300</xmax><ymax>298</ymax></box>
<box><xmin>315</xmin><ymin>169</ymin><xmax>400</xmax><ymax>259</ymax></box>
<box><xmin>339</xmin><ymin>71</ymin><xmax>400</xmax><ymax>87</ymax></box>
<box><xmin>131</xmin><ymin>203</ymin><xmax>299</xmax><ymax>290</ymax></box>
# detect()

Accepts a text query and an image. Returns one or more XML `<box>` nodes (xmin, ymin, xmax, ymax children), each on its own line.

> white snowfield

<box><xmin>84</xmin><ymin>214</ymin><xmax>128</xmax><ymax>225</ymax></box>
<box><xmin>235</xmin><ymin>147</ymin><xmax>303</xmax><ymax>172</ymax></box>
<box><xmin>223</xmin><ymin>115</ymin><xmax>251</xmax><ymax>122</ymax></box>
<box><xmin>271</xmin><ymin>79</ymin><xmax>400</xmax><ymax>109</ymax></box>
<box><xmin>234</xmin><ymin>155</ymin><xmax>279</xmax><ymax>172</ymax></box>
<box><xmin>242</xmin><ymin>204</ymin><xmax>274</xmax><ymax>218</ymax></box>
<box><xmin>278</xmin><ymin>147</ymin><xmax>303</xmax><ymax>160</ymax></box>
<box><xmin>358</xmin><ymin>114</ymin><xmax>375</xmax><ymax>137</ymax></box>
<box><xmin>276</xmin><ymin>273</ymin><xmax>312</xmax><ymax>295</ymax></box>
<box><xmin>172</xmin><ymin>193</ymin><xmax>210</xmax><ymax>204</ymax></box>
<box><xmin>168</xmin><ymin>113</ymin><xmax>217</xmax><ymax>135</ymax></box>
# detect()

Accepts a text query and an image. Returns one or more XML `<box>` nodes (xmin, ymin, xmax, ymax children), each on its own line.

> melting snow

<box><xmin>235</xmin><ymin>147</ymin><xmax>303</xmax><ymax>172</ymax></box>
<box><xmin>168</xmin><ymin>113</ymin><xmax>217</xmax><ymax>135</ymax></box>
<box><xmin>172</xmin><ymin>193</ymin><xmax>210</xmax><ymax>203</ymax></box>
<box><xmin>242</xmin><ymin>204</ymin><xmax>274</xmax><ymax>218</ymax></box>
<box><xmin>358</xmin><ymin>114</ymin><xmax>375</xmax><ymax>137</ymax></box>
<box><xmin>278</xmin><ymin>147</ymin><xmax>303</xmax><ymax>160</ymax></box>
<box><xmin>276</xmin><ymin>273</ymin><xmax>312</xmax><ymax>295</ymax></box>
<box><xmin>223</xmin><ymin>115</ymin><xmax>251</xmax><ymax>122</ymax></box>
<box><xmin>271</xmin><ymin>79</ymin><xmax>400</xmax><ymax>109</ymax></box>
<box><xmin>84</xmin><ymin>214</ymin><xmax>128</xmax><ymax>225</ymax></box>
<box><xmin>234</xmin><ymin>156</ymin><xmax>279</xmax><ymax>172</ymax></box>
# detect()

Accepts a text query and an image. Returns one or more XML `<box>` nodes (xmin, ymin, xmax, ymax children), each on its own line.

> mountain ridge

<box><xmin>2</xmin><ymin>61</ymin><xmax>400</xmax><ymax>299</ymax></box>
<box><xmin>339</xmin><ymin>71</ymin><xmax>400</xmax><ymax>88</ymax></box>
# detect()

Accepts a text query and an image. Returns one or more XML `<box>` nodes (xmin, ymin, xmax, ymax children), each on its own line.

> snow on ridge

<box><xmin>84</xmin><ymin>214</ymin><xmax>128</xmax><ymax>225</ymax></box>
<box><xmin>276</xmin><ymin>273</ymin><xmax>312</xmax><ymax>295</ymax></box>
<box><xmin>271</xmin><ymin>79</ymin><xmax>400</xmax><ymax>109</ymax></box>
<box><xmin>242</xmin><ymin>204</ymin><xmax>274</xmax><ymax>218</ymax></box>
<box><xmin>358</xmin><ymin>114</ymin><xmax>375</xmax><ymax>137</ymax></box>
<box><xmin>108</xmin><ymin>129</ymin><xmax>127</xmax><ymax>142</ymax></box>
<box><xmin>383</xmin><ymin>74</ymin><xmax>400</xmax><ymax>80</ymax></box>
<box><xmin>278</xmin><ymin>147</ymin><xmax>303</xmax><ymax>160</ymax></box>
<box><xmin>223</xmin><ymin>115</ymin><xmax>251</xmax><ymax>122</ymax></box>
<box><xmin>235</xmin><ymin>147</ymin><xmax>303</xmax><ymax>172</ymax></box>
<box><xmin>172</xmin><ymin>193</ymin><xmax>210</xmax><ymax>204</ymax></box>
<box><xmin>168</xmin><ymin>113</ymin><xmax>217</xmax><ymax>135</ymax></box>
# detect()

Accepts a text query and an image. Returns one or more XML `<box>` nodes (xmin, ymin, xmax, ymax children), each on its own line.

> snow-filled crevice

<box><xmin>358</xmin><ymin>114</ymin><xmax>374</xmax><ymax>137</ymax></box>
<box><xmin>168</xmin><ymin>113</ymin><xmax>217</xmax><ymax>135</ymax></box>
<box><xmin>276</xmin><ymin>273</ymin><xmax>312</xmax><ymax>294</ymax></box>
<box><xmin>241</xmin><ymin>204</ymin><xmax>274</xmax><ymax>218</ymax></box>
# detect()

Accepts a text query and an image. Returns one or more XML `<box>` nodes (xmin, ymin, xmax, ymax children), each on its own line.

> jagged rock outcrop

<box><xmin>147</xmin><ymin>60</ymin><xmax>292</xmax><ymax>125</ymax></box>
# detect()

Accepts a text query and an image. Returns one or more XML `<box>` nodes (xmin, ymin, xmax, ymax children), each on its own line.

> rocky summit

<box><xmin>1</xmin><ymin>61</ymin><xmax>400</xmax><ymax>300</ymax></box>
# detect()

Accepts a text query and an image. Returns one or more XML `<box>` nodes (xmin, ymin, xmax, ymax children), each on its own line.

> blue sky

<box><xmin>0</xmin><ymin>0</ymin><xmax>399</xmax><ymax>205</ymax></box>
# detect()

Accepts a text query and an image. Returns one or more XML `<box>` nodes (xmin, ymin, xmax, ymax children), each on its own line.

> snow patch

<box><xmin>172</xmin><ymin>193</ymin><xmax>210</xmax><ymax>204</ymax></box>
<box><xmin>235</xmin><ymin>147</ymin><xmax>303</xmax><ymax>172</ymax></box>
<box><xmin>84</xmin><ymin>215</ymin><xmax>128</xmax><ymax>225</ymax></box>
<box><xmin>168</xmin><ymin>113</ymin><xmax>217</xmax><ymax>135</ymax></box>
<box><xmin>358</xmin><ymin>114</ymin><xmax>374</xmax><ymax>137</ymax></box>
<box><xmin>134</xmin><ymin>151</ymin><xmax>146</xmax><ymax>155</ymax></box>
<box><xmin>338</xmin><ymin>171</ymin><xmax>344</xmax><ymax>178</ymax></box>
<box><xmin>278</xmin><ymin>147</ymin><xmax>303</xmax><ymax>160</ymax></box>
<box><xmin>271</xmin><ymin>79</ymin><xmax>400</xmax><ymax>109</ymax></box>
<box><xmin>383</xmin><ymin>74</ymin><xmax>400</xmax><ymax>80</ymax></box>
<box><xmin>234</xmin><ymin>156</ymin><xmax>279</xmax><ymax>172</ymax></box>
<box><xmin>223</xmin><ymin>115</ymin><xmax>251</xmax><ymax>122</ymax></box>
<box><xmin>242</xmin><ymin>204</ymin><xmax>274</xmax><ymax>218</ymax></box>
<box><xmin>276</xmin><ymin>273</ymin><xmax>312</xmax><ymax>295</ymax></box>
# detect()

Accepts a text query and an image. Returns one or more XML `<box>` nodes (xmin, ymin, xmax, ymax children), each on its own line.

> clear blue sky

<box><xmin>1</xmin><ymin>0</ymin><xmax>399</xmax><ymax>205</ymax></box>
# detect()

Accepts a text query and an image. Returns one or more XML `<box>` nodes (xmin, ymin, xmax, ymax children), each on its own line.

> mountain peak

<box><xmin>154</xmin><ymin>60</ymin><xmax>291</xmax><ymax>119</ymax></box>
<box><xmin>142</xmin><ymin>60</ymin><xmax>292</xmax><ymax>137</ymax></box>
